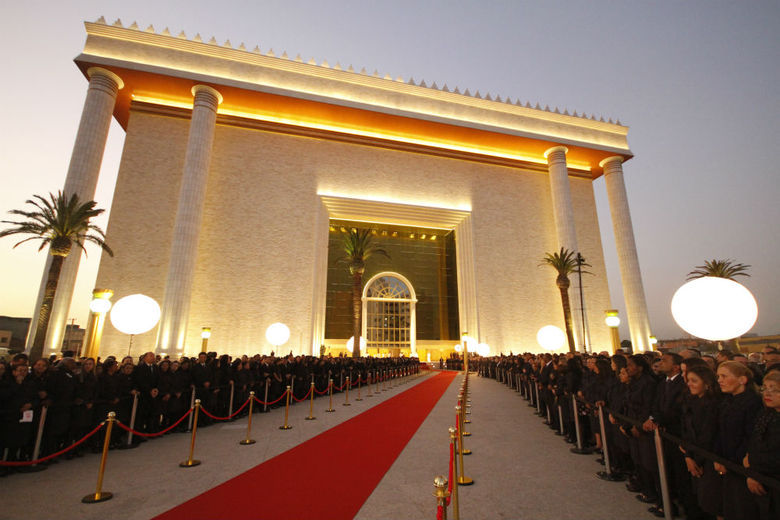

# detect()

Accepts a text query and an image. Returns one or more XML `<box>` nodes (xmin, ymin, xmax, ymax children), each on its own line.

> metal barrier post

<box><xmin>654</xmin><ymin>429</ymin><xmax>673</xmax><ymax>520</ymax></box>
<box><xmin>28</xmin><ymin>405</ymin><xmax>48</xmax><ymax>472</ymax></box>
<box><xmin>455</xmin><ymin>407</ymin><xmax>473</xmax><ymax>485</ymax></box>
<box><xmin>305</xmin><ymin>383</ymin><xmax>316</xmax><ymax>420</ymax></box>
<box><xmin>557</xmin><ymin>404</ymin><xmax>565</xmax><ymax>436</ymax></box>
<box><xmin>356</xmin><ymin>375</ymin><xmax>363</xmax><ymax>401</ymax></box>
<box><xmin>187</xmin><ymin>386</ymin><xmax>196</xmax><ymax>430</ymax></box>
<box><xmin>123</xmin><ymin>393</ymin><xmax>139</xmax><ymax>448</ymax></box>
<box><xmin>228</xmin><ymin>381</ymin><xmax>235</xmax><ymax>419</ymax></box>
<box><xmin>279</xmin><ymin>387</ymin><xmax>292</xmax><ymax>430</ymax></box>
<box><xmin>82</xmin><ymin>412</ymin><xmax>114</xmax><ymax>503</ymax></box>
<box><xmin>326</xmin><ymin>379</ymin><xmax>335</xmax><ymax>412</ymax></box>
<box><xmin>433</xmin><ymin>476</ymin><xmax>450</xmax><ymax>520</ymax></box>
<box><xmin>449</xmin><ymin>427</ymin><xmax>461</xmax><ymax>519</ymax></box>
<box><xmin>343</xmin><ymin>377</ymin><xmax>351</xmax><ymax>406</ymax></box>
<box><xmin>570</xmin><ymin>395</ymin><xmax>593</xmax><ymax>455</ymax></box>
<box><xmin>263</xmin><ymin>379</ymin><xmax>270</xmax><ymax>413</ymax></box>
<box><xmin>596</xmin><ymin>404</ymin><xmax>625</xmax><ymax>481</ymax></box>
<box><xmin>240</xmin><ymin>392</ymin><xmax>256</xmax><ymax>445</ymax></box>
<box><xmin>180</xmin><ymin>400</ymin><xmax>202</xmax><ymax>467</ymax></box>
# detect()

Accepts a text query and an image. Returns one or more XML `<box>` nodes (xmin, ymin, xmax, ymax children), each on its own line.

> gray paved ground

<box><xmin>2</xmin><ymin>371</ymin><xmax>654</xmax><ymax>520</ymax></box>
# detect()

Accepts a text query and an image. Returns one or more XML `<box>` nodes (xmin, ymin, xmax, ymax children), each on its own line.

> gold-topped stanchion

<box><xmin>456</xmin><ymin>405</ymin><xmax>471</xmax><ymax>455</ymax></box>
<box><xmin>448</xmin><ymin>427</ymin><xmax>461</xmax><ymax>519</ymax></box>
<box><xmin>459</xmin><ymin>392</ymin><xmax>471</xmax><ymax>425</ymax></box>
<box><xmin>382</xmin><ymin>370</ymin><xmax>387</xmax><ymax>391</ymax></box>
<box><xmin>455</xmin><ymin>407</ymin><xmax>473</xmax><ymax>485</ymax></box>
<box><xmin>356</xmin><ymin>375</ymin><xmax>363</xmax><ymax>401</ymax></box>
<box><xmin>180</xmin><ymin>400</ymin><xmax>202</xmax><ymax>467</ymax></box>
<box><xmin>325</xmin><ymin>379</ymin><xmax>335</xmax><ymax>412</ymax></box>
<box><xmin>366</xmin><ymin>372</ymin><xmax>373</xmax><ymax>397</ymax></box>
<box><xmin>305</xmin><ymin>382</ymin><xmax>316</xmax><ymax>420</ymax></box>
<box><xmin>279</xmin><ymin>386</ymin><xmax>292</xmax><ymax>430</ymax></box>
<box><xmin>239</xmin><ymin>391</ymin><xmax>256</xmax><ymax>445</ymax></box>
<box><xmin>375</xmin><ymin>370</ymin><xmax>382</xmax><ymax>393</ymax></box>
<box><xmin>82</xmin><ymin>412</ymin><xmax>115</xmax><ymax>503</ymax></box>
<box><xmin>433</xmin><ymin>475</ymin><xmax>451</xmax><ymax>520</ymax></box>
<box><xmin>343</xmin><ymin>377</ymin><xmax>351</xmax><ymax>406</ymax></box>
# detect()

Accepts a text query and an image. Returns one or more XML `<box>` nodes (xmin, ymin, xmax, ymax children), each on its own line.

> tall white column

<box><xmin>156</xmin><ymin>85</ymin><xmax>222</xmax><ymax>353</ymax></box>
<box><xmin>600</xmin><ymin>156</ymin><xmax>652</xmax><ymax>351</ymax></box>
<box><xmin>544</xmin><ymin>146</ymin><xmax>585</xmax><ymax>351</ymax></box>
<box><xmin>27</xmin><ymin>68</ymin><xmax>123</xmax><ymax>355</ymax></box>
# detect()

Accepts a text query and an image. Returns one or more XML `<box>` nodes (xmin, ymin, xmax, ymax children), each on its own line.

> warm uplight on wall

<box><xmin>201</xmin><ymin>327</ymin><xmax>211</xmax><ymax>352</ymax></box>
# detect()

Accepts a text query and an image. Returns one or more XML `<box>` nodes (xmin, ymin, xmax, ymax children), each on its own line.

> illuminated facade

<box><xmin>29</xmin><ymin>18</ymin><xmax>653</xmax><ymax>358</ymax></box>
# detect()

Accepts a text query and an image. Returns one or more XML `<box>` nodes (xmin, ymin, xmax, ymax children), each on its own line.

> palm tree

<box><xmin>539</xmin><ymin>248</ymin><xmax>590</xmax><ymax>353</ymax></box>
<box><xmin>0</xmin><ymin>191</ymin><xmax>113</xmax><ymax>361</ymax></box>
<box><xmin>337</xmin><ymin>229</ymin><xmax>389</xmax><ymax>358</ymax></box>
<box><xmin>686</xmin><ymin>259</ymin><xmax>750</xmax><ymax>281</ymax></box>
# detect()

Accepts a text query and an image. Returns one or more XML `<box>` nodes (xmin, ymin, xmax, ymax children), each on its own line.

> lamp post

<box><xmin>109</xmin><ymin>294</ymin><xmax>161</xmax><ymax>357</ymax></box>
<box><xmin>201</xmin><ymin>327</ymin><xmax>211</xmax><ymax>353</ymax></box>
<box><xmin>604</xmin><ymin>310</ymin><xmax>621</xmax><ymax>354</ymax></box>
<box><xmin>671</xmin><ymin>276</ymin><xmax>758</xmax><ymax>349</ymax></box>
<box><xmin>83</xmin><ymin>289</ymin><xmax>113</xmax><ymax>360</ymax></box>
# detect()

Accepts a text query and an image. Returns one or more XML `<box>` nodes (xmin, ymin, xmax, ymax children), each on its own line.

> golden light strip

<box><xmin>131</xmin><ymin>94</ymin><xmax>593</xmax><ymax>172</ymax></box>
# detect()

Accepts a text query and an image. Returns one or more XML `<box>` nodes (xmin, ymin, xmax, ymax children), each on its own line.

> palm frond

<box><xmin>539</xmin><ymin>247</ymin><xmax>591</xmax><ymax>276</ymax></box>
<box><xmin>686</xmin><ymin>259</ymin><xmax>750</xmax><ymax>281</ymax></box>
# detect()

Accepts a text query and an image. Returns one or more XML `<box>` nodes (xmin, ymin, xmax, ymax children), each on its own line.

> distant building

<box><xmin>0</xmin><ymin>316</ymin><xmax>31</xmax><ymax>351</ymax></box>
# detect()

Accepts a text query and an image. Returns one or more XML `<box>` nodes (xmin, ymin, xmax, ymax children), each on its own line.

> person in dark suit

<box><xmin>743</xmin><ymin>370</ymin><xmax>780</xmax><ymax>520</ymax></box>
<box><xmin>133</xmin><ymin>352</ymin><xmax>160</xmax><ymax>434</ymax></box>
<box><xmin>623</xmin><ymin>354</ymin><xmax>658</xmax><ymax>505</ymax></box>
<box><xmin>715</xmin><ymin>360</ymin><xmax>763</xmax><ymax>520</ymax></box>
<box><xmin>681</xmin><ymin>364</ymin><xmax>722</xmax><ymax>519</ymax></box>
<box><xmin>643</xmin><ymin>352</ymin><xmax>696</xmax><ymax>517</ymax></box>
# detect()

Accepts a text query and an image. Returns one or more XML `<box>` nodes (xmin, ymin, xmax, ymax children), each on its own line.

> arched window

<box><xmin>362</xmin><ymin>272</ymin><xmax>417</xmax><ymax>355</ymax></box>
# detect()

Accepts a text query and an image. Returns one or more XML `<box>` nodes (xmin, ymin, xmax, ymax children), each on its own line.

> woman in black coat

<box><xmin>680</xmin><ymin>364</ymin><xmax>722</xmax><ymax>518</ymax></box>
<box><xmin>623</xmin><ymin>354</ymin><xmax>658</xmax><ymax>503</ymax></box>
<box><xmin>715</xmin><ymin>361</ymin><xmax>763</xmax><ymax>520</ymax></box>
<box><xmin>70</xmin><ymin>358</ymin><xmax>98</xmax><ymax>456</ymax></box>
<box><xmin>743</xmin><ymin>370</ymin><xmax>780</xmax><ymax>520</ymax></box>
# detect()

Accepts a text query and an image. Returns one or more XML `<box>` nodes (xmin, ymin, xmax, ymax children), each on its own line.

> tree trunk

<box><xmin>352</xmin><ymin>272</ymin><xmax>362</xmax><ymax>358</ymax></box>
<box><xmin>557</xmin><ymin>275</ymin><xmax>576</xmax><ymax>354</ymax></box>
<box><xmin>30</xmin><ymin>254</ymin><xmax>65</xmax><ymax>361</ymax></box>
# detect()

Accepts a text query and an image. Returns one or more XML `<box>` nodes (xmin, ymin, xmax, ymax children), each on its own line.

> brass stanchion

<box><xmin>448</xmin><ymin>427</ymin><xmax>461</xmax><ymax>520</ymax></box>
<box><xmin>366</xmin><ymin>372</ymin><xmax>373</xmax><ymax>397</ymax></box>
<box><xmin>305</xmin><ymin>382</ymin><xmax>316</xmax><ymax>420</ymax></box>
<box><xmin>180</xmin><ymin>400</ymin><xmax>202</xmax><ymax>467</ymax></box>
<box><xmin>82</xmin><ymin>412</ymin><xmax>115</xmax><ymax>503</ymax></box>
<box><xmin>433</xmin><ymin>475</ymin><xmax>451</xmax><ymax>520</ymax></box>
<box><xmin>240</xmin><ymin>391</ymin><xmax>256</xmax><ymax>445</ymax></box>
<box><xmin>459</xmin><ymin>392</ymin><xmax>471</xmax><ymax>424</ymax></box>
<box><xmin>343</xmin><ymin>377</ymin><xmax>351</xmax><ymax>406</ymax></box>
<box><xmin>456</xmin><ymin>405</ymin><xmax>471</xmax><ymax>456</ymax></box>
<box><xmin>383</xmin><ymin>370</ymin><xmax>387</xmax><ymax>391</ymax></box>
<box><xmin>279</xmin><ymin>386</ymin><xmax>293</xmax><ymax>430</ymax></box>
<box><xmin>263</xmin><ymin>379</ymin><xmax>270</xmax><ymax>413</ymax></box>
<box><xmin>459</xmin><ymin>400</ymin><xmax>471</xmax><ymax>437</ymax></box>
<box><xmin>454</xmin><ymin>409</ymin><xmax>473</xmax><ymax>486</ymax></box>
<box><xmin>356</xmin><ymin>375</ymin><xmax>363</xmax><ymax>401</ymax></box>
<box><xmin>375</xmin><ymin>370</ymin><xmax>382</xmax><ymax>393</ymax></box>
<box><xmin>325</xmin><ymin>379</ymin><xmax>335</xmax><ymax>412</ymax></box>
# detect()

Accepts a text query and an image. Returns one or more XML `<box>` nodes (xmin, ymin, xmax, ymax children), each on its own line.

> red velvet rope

<box><xmin>314</xmin><ymin>384</ymin><xmax>330</xmax><ymax>395</ymax></box>
<box><xmin>253</xmin><ymin>389</ymin><xmax>289</xmax><ymax>406</ymax></box>
<box><xmin>0</xmin><ymin>422</ymin><xmax>105</xmax><ymax>466</ymax></box>
<box><xmin>292</xmin><ymin>386</ymin><xmax>313</xmax><ymax>403</ymax></box>
<box><xmin>199</xmin><ymin>396</ymin><xmax>251</xmax><ymax>421</ymax></box>
<box><xmin>437</xmin><ymin>505</ymin><xmax>444</xmax><ymax>520</ymax></box>
<box><xmin>115</xmin><ymin>407</ymin><xmax>193</xmax><ymax>437</ymax></box>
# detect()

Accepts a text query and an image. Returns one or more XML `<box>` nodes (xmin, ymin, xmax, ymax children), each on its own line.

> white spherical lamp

<box><xmin>266</xmin><ymin>323</ymin><xmax>290</xmax><ymax>347</ymax></box>
<box><xmin>109</xmin><ymin>294</ymin><xmax>161</xmax><ymax>335</ymax></box>
<box><xmin>345</xmin><ymin>336</ymin><xmax>366</xmax><ymax>353</ymax></box>
<box><xmin>537</xmin><ymin>325</ymin><xmax>566</xmax><ymax>351</ymax></box>
<box><xmin>477</xmin><ymin>343</ymin><xmax>490</xmax><ymax>357</ymax></box>
<box><xmin>462</xmin><ymin>334</ymin><xmax>477</xmax><ymax>352</ymax></box>
<box><xmin>454</xmin><ymin>343</ymin><xmax>463</xmax><ymax>353</ymax></box>
<box><xmin>671</xmin><ymin>277</ymin><xmax>758</xmax><ymax>341</ymax></box>
<box><xmin>89</xmin><ymin>297</ymin><xmax>112</xmax><ymax>314</ymax></box>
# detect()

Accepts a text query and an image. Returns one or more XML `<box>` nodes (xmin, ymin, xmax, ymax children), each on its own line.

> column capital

<box><xmin>86</xmin><ymin>67</ymin><xmax>124</xmax><ymax>90</ymax></box>
<box><xmin>543</xmin><ymin>145</ymin><xmax>569</xmax><ymax>159</ymax></box>
<box><xmin>599</xmin><ymin>155</ymin><xmax>624</xmax><ymax>170</ymax></box>
<box><xmin>191</xmin><ymin>84</ymin><xmax>223</xmax><ymax>105</ymax></box>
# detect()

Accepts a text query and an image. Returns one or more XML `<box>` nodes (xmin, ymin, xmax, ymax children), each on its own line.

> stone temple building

<box><xmin>28</xmin><ymin>17</ymin><xmax>652</xmax><ymax>360</ymax></box>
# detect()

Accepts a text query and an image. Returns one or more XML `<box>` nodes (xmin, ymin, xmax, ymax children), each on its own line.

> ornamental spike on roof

<box><xmin>88</xmin><ymin>16</ymin><xmax>625</xmax><ymax>129</ymax></box>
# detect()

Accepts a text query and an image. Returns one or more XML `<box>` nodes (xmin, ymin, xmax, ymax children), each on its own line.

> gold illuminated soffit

<box><xmin>319</xmin><ymin>194</ymin><xmax>471</xmax><ymax>230</ymax></box>
<box><xmin>130</xmin><ymin>94</ymin><xmax>593</xmax><ymax>173</ymax></box>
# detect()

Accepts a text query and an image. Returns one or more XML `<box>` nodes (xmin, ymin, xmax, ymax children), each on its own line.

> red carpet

<box><xmin>153</xmin><ymin>371</ymin><xmax>457</xmax><ymax>520</ymax></box>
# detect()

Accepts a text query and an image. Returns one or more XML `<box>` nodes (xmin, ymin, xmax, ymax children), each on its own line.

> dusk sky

<box><xmin>1</xmin><ymin>1</ymin><xmax>778</xmax><ymax>343</ymax></box>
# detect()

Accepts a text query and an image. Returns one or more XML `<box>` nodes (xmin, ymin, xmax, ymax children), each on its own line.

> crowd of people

<box><xmin>477</xmin><ymin>346</ymin><xmax>780</xmax><ymax>520</ymax></box>
<box><xmin>0</xmin><ymin>350</ymin><xmax>419</xmax><ymax>475</ymax></box>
